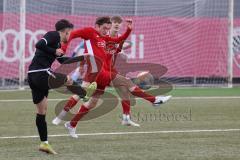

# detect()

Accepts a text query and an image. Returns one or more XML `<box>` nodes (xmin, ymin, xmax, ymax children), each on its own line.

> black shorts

<box><xmin>28</xmin><ymin>70</ymin><xmax>86</xmax><ymax>104</ymax></box>
<box><xmin>28</xmin><ymin>72</ymin><xmax>50</xmax><ymax>104</ymax></box>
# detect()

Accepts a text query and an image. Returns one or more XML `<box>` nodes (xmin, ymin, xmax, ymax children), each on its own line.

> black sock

<box><xmin>36</xmin><ymin>114</ymin><xmax>48</xmax><ymax>142</ymax></box>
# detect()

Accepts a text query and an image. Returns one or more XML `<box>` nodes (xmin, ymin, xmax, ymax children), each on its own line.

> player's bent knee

<box><xmin>36</xmin><ymin>105</ymin><xmax>47</xmax><ymax>115</ymax></box>
<box><xmin>72</xmin><ymin>94</ymin><xmax>80</xmax><ymax>101</ymax></box>
<box><xmin>48</xmin><ymin>72</ymin><xmax>68</xmax><ymax>89</ymax></box>
<box><xmin>35</xmin><ymin>97</ymin><xmax>48</xmax><ymax>114</ymax></box>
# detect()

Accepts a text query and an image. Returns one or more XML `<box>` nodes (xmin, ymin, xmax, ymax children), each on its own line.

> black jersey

<box><xmin>29</xmin><ymin>31</ymin><xmax>61</xmax><ymax>70</ymax></box>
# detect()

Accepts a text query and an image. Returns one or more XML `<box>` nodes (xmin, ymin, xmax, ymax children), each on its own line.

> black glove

<box><xmin>66</xmin><ymin>81</ymin><xmax>87</xmax><ymax>98</ymax></box>
<box><xmin>56</xmin><ymin>56</ymin><xmax>85</xmax><ymax>64</ymax></box>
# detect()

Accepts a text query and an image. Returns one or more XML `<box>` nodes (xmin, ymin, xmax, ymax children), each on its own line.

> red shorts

<box><xmin>84</xmin><ymin>68</ymin><xmax>117</xmax><ymax>94</ymax></box>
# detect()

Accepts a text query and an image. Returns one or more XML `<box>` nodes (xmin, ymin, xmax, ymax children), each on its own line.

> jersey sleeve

<box><xmin>103</xmin><ymin>28</ymin><xmax>132</xmax><ymax>43</ymax></box>
<box><xmin>61</xmin><ymin>27</ymin><xmax>93</xmax><ymax>52</ymax></box>
<box><xmin>69</xmin><ymin>27</ymin><xmax>93</xmax><ymax>41</ymax></box>
<box><xmin>35</xmin><ymin>31</ymin><xmax>59</xmax><ymax>55</ymax></box>
<box><xmin>42</xmin><ymin>31</ymin><xmax>59</xmax><ymax>45</ymax></box>
<box><xmin>115</xmin><ymin>41</ymin><xmax>125</xmax><ymax>54</ymax></box>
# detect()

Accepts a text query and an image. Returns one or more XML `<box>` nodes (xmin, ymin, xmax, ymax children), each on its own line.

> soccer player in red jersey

<box><xmin>57</xmin><ymin>17</ymin><xmax>133</xmax><ymax>137</ymax></box>
<box><xmin>52</xmin><ymin>17</ymin><xmax>131</xmax><ymax>127</ymax></box>
<box><xmin>105</xmin><ymin>16</ymin><xmax>171</xmax><ymax>127</ymax></box>
<box><xmin>105</xmin><ymin>16</ymin><xmax>140</xmax><ymax>126</ymax></box>
<box><xmin>53</xmin><ymin>17</ymin><xmax>171</xmax><ymax>138</ymax></box>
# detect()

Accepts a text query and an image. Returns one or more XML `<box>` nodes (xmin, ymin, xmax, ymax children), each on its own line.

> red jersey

<box><xmin>105</xmin><ymin>34</ymin><xmax>123</xmax><ymax>72</ymax></box>
<box><xmin>62</xmin><ymin>27</ymin><xmax>131</xmax><ymax>72</ymax></box>
<box><xmin>62</xmin><ymin>27</ymin><xmax>131</xmax><ymax>88</ymax></box>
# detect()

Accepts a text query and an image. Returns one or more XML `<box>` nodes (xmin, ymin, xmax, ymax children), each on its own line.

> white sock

<box><xmin>123</xmin><ymin>114</ymin><xmax>130</xmax><ymax>121</ymax></box>
<box><xmin>43</xmin><ymin>141</ymin><xmax>48</xmax><ymax>144</ymax></box>
<box><xmin>58</xmin><ymin>110</ymin><xmax>67</xmax><ymax>119</ymax></box>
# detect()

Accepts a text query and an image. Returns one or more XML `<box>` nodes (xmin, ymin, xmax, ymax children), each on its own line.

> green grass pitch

<box><xmin>0</xmin><ymin>87</ymin><xmax>240</xmax><ymax>160</ymax></box>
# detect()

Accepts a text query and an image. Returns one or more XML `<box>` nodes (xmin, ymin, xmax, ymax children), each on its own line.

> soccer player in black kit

<box><xmin>28</xmin><ymin>19</ymin><xmax>85</xmax><ymax>154</ymax></box>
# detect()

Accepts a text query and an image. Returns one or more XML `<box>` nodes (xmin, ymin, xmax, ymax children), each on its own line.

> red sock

<box><xmin>121</xmin><ymin>100</ymin><xmax>130</xmax><ymax>115</ymax></box>
<box><xmin>131</xmin><ymin>87</ymin><xmax>155</xmax><ymax>103</ymax></box>
<box><xmin>63</xmin><ymin>96</ymin><xmax>78</xmax><ymax>112</ymax></box>
<box><xmin>70</xmin><ymin>105</ymin><xmax>89</xmax><ymax>127</ymax></box>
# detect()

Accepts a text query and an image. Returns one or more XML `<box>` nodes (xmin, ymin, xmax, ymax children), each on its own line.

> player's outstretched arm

<box><xmin>103</xmin><ymin>28</ymin><xmax>131</xmax><ymax>43</ymax></box>
<box><xmin>56</xmin><ymin>55</ymin><xmax>85</xmax><ymax>64</ymax></box>
<box><xmin>61</xmin><ymin>27</ymin><xmax>93</xmax><ymax>52</ymax></box>
<box><xmin>104</xmin><ymin>19</ymin><xmax>133</xmax><ymax>43</ymax></box>
<box><xmin>115</xmin><ymin>40</ymin><xmax>132</xmax><ymax>54</ymax></box>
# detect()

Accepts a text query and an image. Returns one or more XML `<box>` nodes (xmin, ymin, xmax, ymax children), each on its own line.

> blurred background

<box><xmin>0</xmin><ymin>0</ymin><xmax>240</xmax><ymax>89</ymax></box>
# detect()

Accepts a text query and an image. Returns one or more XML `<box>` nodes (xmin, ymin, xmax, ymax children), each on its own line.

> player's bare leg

<box><xmin>52</xmin><ymin>95</ymin><xmax>80</xmax><ymax>125</ymax></box>
<box><xmin>115</xmin><ymin>86</ymin><xmax>140</xmax><ymax>127</ymax></box>
<box><xmin>112</xmin><ymin>74</ymin><xmax>171</xmax><ymax>106</ymax></box>
<box><xmin>52</xmin><ymin>81</ymin><xmax>97</xmax><ymax>125</ymax></box>
<box><xmin>65</xmin><ymin>92</ymin><xmax>102</xmax><ymax>138</ymax></box>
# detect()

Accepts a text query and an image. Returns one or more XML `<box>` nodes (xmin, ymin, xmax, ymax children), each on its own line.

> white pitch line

<box><xmin>0</xmin><ymin>99</ymin><xmax>64</xmax><ymax>102</ymax></box>
<box><xmin>0</xmin><ymin>129</ymin><xmax>239</xmax><ymax>139</ymax></box>
<box><xmin>172</xmin><ymin>96</ymin><xmax>240</xmax><ymax>99</ymax></box>
<box><xmin>0</xmin><ymin>96</ymin><xmax>240</xmax><ymax>102</ymax></box>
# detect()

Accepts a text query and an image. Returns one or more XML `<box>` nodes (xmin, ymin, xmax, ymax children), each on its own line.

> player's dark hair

<box><xmin>55</xmin><ymin>19</ymin><xmax>74</xmax><ymax>31</ymax></box>
<box><xmin>111</xmin><ymin>16</ymin><xmax>123</xmax><ymax>23</ymax></box>
<box><xmin>95</xmin><ymin>16</ymin><xmax>111</xmax><ymax>26</ymax></box>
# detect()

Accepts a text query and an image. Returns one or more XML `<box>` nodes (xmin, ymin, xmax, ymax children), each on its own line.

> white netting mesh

<box><xmin>0</xmin><ymin>0</ymin><xmax>239</xmax><ymax>89</ymax></box>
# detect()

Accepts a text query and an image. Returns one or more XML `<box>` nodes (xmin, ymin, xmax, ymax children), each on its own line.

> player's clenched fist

<box><xmin>126</xmin><ymin>19</ymin><xmax>133</xmax><ymax>30</ymax></box>
<box><xmin>56</xmin><ymin>48</ymin><xmax>64</xmax><ymax>56</ymax></box>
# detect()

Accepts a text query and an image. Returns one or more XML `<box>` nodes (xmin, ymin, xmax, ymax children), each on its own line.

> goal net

<box><xmin>0</xmin><ymin>0</ymin><xmax>239</xmax><ymax>89</ymax></box>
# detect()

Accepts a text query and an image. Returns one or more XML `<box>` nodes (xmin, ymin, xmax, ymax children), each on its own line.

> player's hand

<box><xmin>65</xmin><ymin>75</ymin><xmax>73</xmax><ymax>86</ymax></box>
<box><xmin>126</xmin><ymin>19</ymin><xmax>133</xmax><ymax>30</ymax></box>
<box><xmin>56</xmin><ymin>48</ymin><xmax>64</xmax><ymax>56</ymax></box>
